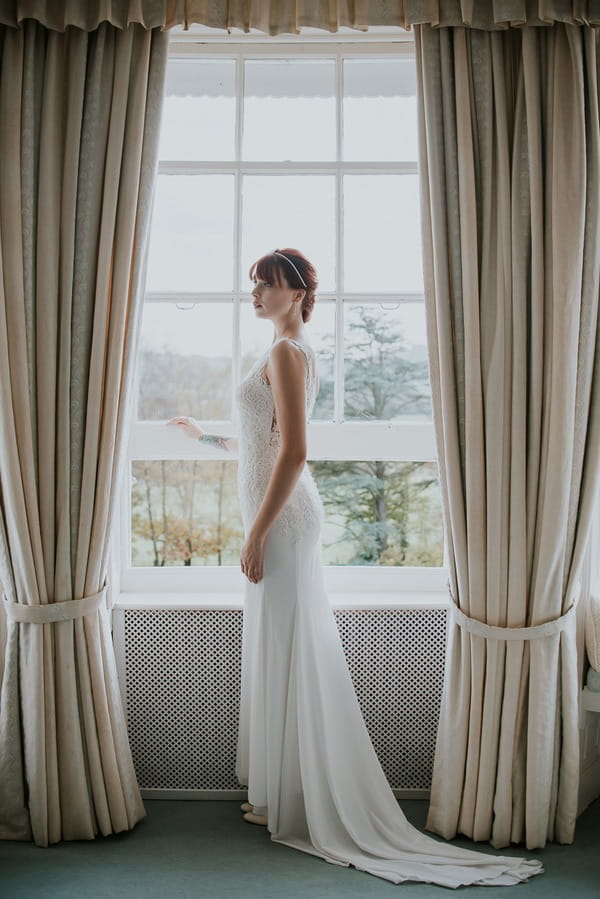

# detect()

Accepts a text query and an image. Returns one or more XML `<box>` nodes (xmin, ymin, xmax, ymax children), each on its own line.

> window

<box><xmin>121</xmin><ymin>38</ymin><xmax>447</xmax><ymax>597</ymax></box>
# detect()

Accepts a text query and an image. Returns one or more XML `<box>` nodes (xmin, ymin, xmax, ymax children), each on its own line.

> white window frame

<box><xmin>118</xmin><ymin>33</ymin><xmax>449</xmax><ymax>605</ymax></box>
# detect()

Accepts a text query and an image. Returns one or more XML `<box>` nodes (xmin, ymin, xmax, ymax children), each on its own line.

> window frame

<box><xmin>119</xmin><ymin>36</ymin><xmax>449</xmax><ymax>601</ymax></box>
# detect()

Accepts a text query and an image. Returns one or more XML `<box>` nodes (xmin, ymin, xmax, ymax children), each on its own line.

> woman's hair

<box><xmin>249</xmin><ymin>248</ymin><xmax>318</xmax><ymax>323</ymax></box>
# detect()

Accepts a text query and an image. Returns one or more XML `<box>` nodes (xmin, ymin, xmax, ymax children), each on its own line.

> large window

<box><xmin>122</xmin><ymin>40</ymin><xmax>447</xmax><ymax>596</ymax></box>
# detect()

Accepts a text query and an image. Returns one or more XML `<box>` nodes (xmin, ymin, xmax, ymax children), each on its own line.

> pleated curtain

<box><xmin>0</xmin><ymin>20</ymin><xmax>168</xmax><ymax>846</ymax></box>
<box><xmin>164</xmin><ymin>1</ymin><xmax>600</xmax><ymax>32</ymax></box>
<box><xmin>414</xmin><ymin>23</ymin><xmax>600</xmax><ymax>849</ymax></box>
<box><xmin>1</xmin><ymin>1</ymin><xmax>599</xmax><ymax>32</ymax></box>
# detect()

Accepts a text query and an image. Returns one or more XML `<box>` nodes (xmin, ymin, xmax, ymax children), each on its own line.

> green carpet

<box><xmin>0</xmin><ymin>798</ymin><xmax>598</xmax><ymax>898</ymax></box>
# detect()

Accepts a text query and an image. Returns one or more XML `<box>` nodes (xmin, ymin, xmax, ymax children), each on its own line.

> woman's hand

<box><xmin>240</xmin><ymin>531</ymin><xmax>266</xmax><ymax>584</ymax></box>
<box><xmin>166</xmin><ymin>416</ymin><xmax>204</xmax><ymax>440</ymax></box>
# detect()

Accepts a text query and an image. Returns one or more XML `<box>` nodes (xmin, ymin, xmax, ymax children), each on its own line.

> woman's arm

<box><xmin>240</xmin><ymin>341</ymin><xmax>307</xmax><ymax>583</ymax></box>
<box><xmin>166</xmin><ymin>417</ymin><xmax>238</xmax><ymax>453</ymax></box>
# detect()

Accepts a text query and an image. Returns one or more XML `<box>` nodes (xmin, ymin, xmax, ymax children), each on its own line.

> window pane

<box><xmin>343</xmin><ymin>175</ymin><xmax>423</xmax><ymax>293</ymax></box>
<box><xmin>159</xmin><ymin>59</ymin><xmax>236</xmax><ymax>161</ymax></box>
<box><xmin>310</xmin><ymin>460</ymin><xmax>443</xmax><ymax>566</ymax></box>
<box><xmin>344</xmin><ymin>304</ymin><xmax>431</xmax><ymax>421</ymax></box>
<box><xmin>308</xmin><ymin>302</ymin><xmax>335</xmax><ymax>421</ymax></box>
<box><xmin>131</xmin><ymin>459</ymin><xmax>442</xmax><ymax>569</ymax></box>
<box><xmin>146</xmin><ymin>175</ymin><xmax>235</xmax><ymax>292</ymax></box>
<box><xmin>239</xmin><ymin>299</ymin><xmax>335</xmax><ymax>420</ymax></box>
<box><xmin>239</xmin><ymin>300</ymin><xmax>278</xmax><ymax>375</ymax></box>
<box><xmin>343</xmin><ymin>59</ymin><xmax>418</xmax><ymax>161</ymax></box>
<box><xmin>137</xmin><ymin>302</ymin><xmax>233</xmax><ymax>421</ymax></box>
<box><xmin>241</xmin><ymin>175</ymin><xmax>335</xmax><ymax>291</ymax></box>
<box><xmin>131</xmin><ymin>460</ymin><xmax>242</xmax><ymax>566</ymax></box>
<box><xmin>243</xmin><ymin>60</ymin><xmax>335</xmax><ymax>161</ymax></box>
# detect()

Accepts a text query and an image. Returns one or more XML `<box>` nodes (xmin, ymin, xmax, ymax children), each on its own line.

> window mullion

<box><xmin>334</xmin><ymin>51</ymin><xmax>344</xmax><ymax>424</ymax></box>
<box><xmin>233</xmin><ymin>52</ymin><xmax>243</xmax><ymax>295</ymax></box>
<box><xmin>231</xmin><ymin>53</ymin><xmax>245</xmax><ymax>424</ymax></box>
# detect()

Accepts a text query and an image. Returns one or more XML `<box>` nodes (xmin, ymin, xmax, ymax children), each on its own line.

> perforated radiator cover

<box><xmin>122</xmin><ymin>607</ymin><xmax>447</xmax><ymax>791</ymax></box>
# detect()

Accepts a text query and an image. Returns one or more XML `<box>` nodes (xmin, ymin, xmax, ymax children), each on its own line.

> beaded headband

<box><xmin>273</xmin><ymin>251</ymin><xmax>307</xmax><ymax>288</ymax></box>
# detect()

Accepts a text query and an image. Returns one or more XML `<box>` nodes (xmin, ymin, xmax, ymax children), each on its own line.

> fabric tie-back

<box><xmin>0</xmin><ymin>0</ymin><xmax>599</xmax><ymax>31</ymax></box>
<box><xmin>2</xmin><ymin>588</ymin><xmax>106</xmax><ymax>624</ymax></box>
<box><xmin>447</xmin><ymin>584</ymin><xmax>580</xmax><ymax>641</ymax></box>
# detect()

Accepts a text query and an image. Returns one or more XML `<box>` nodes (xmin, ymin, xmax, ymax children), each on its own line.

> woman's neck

<box><xmin>273</xmin><ymin>325</ymin><xmax>306</xmax><ymax>342</ymax></box>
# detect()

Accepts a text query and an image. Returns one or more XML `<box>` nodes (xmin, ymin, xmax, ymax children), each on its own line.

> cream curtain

<box><xmin>0</xmin><ymin>1</ymin><xmax>599</xmax><ymax>32</ymax></box>
<box><xmin>415</xmin><ymin>22</ymin><xmax>600</xmax><ymax>849</ymax></box>
<box><xmin>164</xmin><ymin>0</ymin><xmax>600</xmax><ymax>32</ymax></box>
<box><xmin>0</xmin><ymin>20</ymin><xmax>168</xmax><ymax>846</ymax></box>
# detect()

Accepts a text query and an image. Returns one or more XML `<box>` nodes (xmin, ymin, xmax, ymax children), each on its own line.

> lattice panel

<box><xmin>123</xmin><ymin>607</ymin><xmax>447</xmax><ymax>792</ymax></box>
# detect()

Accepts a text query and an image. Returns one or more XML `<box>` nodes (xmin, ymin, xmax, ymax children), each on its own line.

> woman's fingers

<box><xmin>165</xmin><ymin>417</ymin><xmax>203</xmax><ymax>440</ymax></box>
<box><xmin>166</xmin><ymin>416</ymin><xmax>193</xmax><ymax>426</ymax></box>
<box><xmin>240</xmin><ymin>536</ymin><xmax>264</xmax><ymax>584</ymax></box>
<box><xmin>244</xmin><ymin>563</ymin><xmax>262</xmax><ymax>583</ymax></box>
<box><xmin>241</xmin><ymin>558</ymin><xmax>260</xmax><ymax>583</ymax></box>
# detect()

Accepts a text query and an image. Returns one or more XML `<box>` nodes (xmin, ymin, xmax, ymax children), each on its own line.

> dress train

<box><xmin>236</xmin><ymin>529</ymin><xmax>544</xmax><ymax>889</ymax></box>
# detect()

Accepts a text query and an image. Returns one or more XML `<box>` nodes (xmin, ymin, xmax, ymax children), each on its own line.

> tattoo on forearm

<box><xmin>198</xmin><ymin>433</ymin><xmax>229</xmax><ymax>451</ymax></box>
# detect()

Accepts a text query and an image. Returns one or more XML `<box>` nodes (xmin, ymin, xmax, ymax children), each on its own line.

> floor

<box><xmin>0</xmin><ymin>798</ymin><xmax>598</xmax><ymax>898</ymax></box>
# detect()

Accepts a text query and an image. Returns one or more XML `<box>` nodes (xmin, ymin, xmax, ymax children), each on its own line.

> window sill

<box><xmin>113</xmin><ymin>590</ymin><xmax>449</xmax><ymax>611</ymax></box>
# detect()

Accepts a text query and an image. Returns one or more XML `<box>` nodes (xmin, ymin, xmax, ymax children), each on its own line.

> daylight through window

<box><xmin>125</xmin><ymin>43</ymin><xmax>445</xmax><ymax>590</ymax></box>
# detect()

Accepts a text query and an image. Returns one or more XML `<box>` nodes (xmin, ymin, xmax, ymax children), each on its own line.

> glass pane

<box><xmin>239</xmin><ymin>299</ymin><xmax>271</xmax><ymax>375</ymax></box>
<box><xmin>308</xmin><ymin>302</ymin><xmax>335</xmax><ymax>421</ymax></box>
<box><xmin>344</xmin><ymin>304</ymin><xmax>431</xmax><ymax>420</ymax></box>
<box><xmin>146</xmin><ymin>175</ymin><xmax>234</xmax><ymax>292</ymax></box>
<box><xmin>131</xmin><ymin>461</ymin><xmax>242</xmax><ymax>566</ymax></box>
<box><xmin>239</xmin><ymin>299</ymin><xmax>335</xmax><ymax>420</ymax></box>
<box><xmin>159</xmin><ymin>60</ymin><xmax>236</xmax><ymax>161</ymax></box>
<box><xmin>343</xmin><ymin>175</ymin><xmax>423</xmax><ymax>293</ymax></box>
<box><xmin>137</xmin><ymin>302</ymin><xmax>233</xmax><ymax>421</ymax></box>
<box><xmin>243</xmin><ymin>60</ymin><xmax>335</xmax><ymax>161</ymax></box>
<box><xmin>310</xmin><ymin>460</ymin><xmax>443</xmax><ymax>566</ymax></box>
<box><xmin>242</xmin><ymin>175</ymin><xmax>336</xmax><ymax>292</ymax></box>
<box><xmin>343</xmin><ymin>59</ymin><xmax>418</xmax><ymax>161</ymax></box>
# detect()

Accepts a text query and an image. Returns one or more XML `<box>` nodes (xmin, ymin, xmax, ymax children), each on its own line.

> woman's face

<box><xmin>251</xmin><ymin>274</ymin><xmax>298</xmax><ymax>320</ymax></box>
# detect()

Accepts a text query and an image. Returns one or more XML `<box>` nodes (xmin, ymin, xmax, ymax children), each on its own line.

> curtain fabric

<box><xmin>414</xmin><ymin>22</ymin><xmax>600</xmax><ymax>849</ymax></box>
<box><xmin>0</xmin><ymin>1</ymin><xmax>599</xmax><ymax>32</ymax></box>
<box><xmin>165</xmin><ymin>0</ymin><xmax>600</xmax><ymax>32</ymax></box>
<box><xmin>0</xmin><ymin>20</ymin><xmax>168</xmax><ymax>846</ymax></box>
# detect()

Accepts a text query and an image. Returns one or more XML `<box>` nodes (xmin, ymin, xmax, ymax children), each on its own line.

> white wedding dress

<box><xmin>234</xmin><ymin>336</ymin><xmax>544</xmax><ymax>888</ymax></box>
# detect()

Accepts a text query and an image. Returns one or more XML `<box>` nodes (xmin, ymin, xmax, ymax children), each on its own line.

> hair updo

<box><xmin>249</xmin><ymin>248</ymin><xmax>318</xmax><ymax>323</ymax></box>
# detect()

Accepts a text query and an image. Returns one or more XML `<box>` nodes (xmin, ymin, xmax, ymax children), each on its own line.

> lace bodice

<box><xmin>235</xmin><ymin>337</ymin><xmax>324</xmax><ymax>539</ymax></box>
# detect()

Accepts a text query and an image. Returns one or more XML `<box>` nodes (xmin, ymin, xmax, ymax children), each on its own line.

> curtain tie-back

<box><xmin>2</xmin><ymin>587</ymin><xmax>107</xmax><ymax>624</ymax></box>
<box><xmin>447</xmin><ymin>583</ymin><xmax>580</xmax><ymax>641</ymax></box>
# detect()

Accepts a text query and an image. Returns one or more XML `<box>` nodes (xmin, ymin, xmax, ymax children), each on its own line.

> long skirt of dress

<box><xmin>235</xmin><ymin>528</ymin><xmax>544</xmax><ymax>888</ymax></box>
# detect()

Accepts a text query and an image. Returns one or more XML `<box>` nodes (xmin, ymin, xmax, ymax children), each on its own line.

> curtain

<box><xmin>166</xmin><ymin>1</ymin><xmax>600</xmax><ymax>32</ymax></box>
<box><xmin>414</xmin><ymin>22</ymin><xmax>600</xmax><ymax>849</ymax></box>
<box><xmin>0</xmin><ymin>1</ymin><xmax>599</xmax><ymax>32</ymax></box>
<box><xmin>0</xmin><ymin>20</ymin><xmax>168</xmax><ymax>846</ymax></box>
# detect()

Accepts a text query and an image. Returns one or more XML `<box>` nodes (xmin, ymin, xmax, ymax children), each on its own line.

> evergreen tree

<box><xmin>311</xmin><ymin>306</ymin><xmax>441</xmax><ymax>565</ymax></box>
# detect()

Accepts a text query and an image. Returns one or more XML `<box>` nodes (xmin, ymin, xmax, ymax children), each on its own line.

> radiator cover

<box><xmin>116</xmin><ymin>607</ymin><xmax>448</xmax><ymax>793</ymax></box>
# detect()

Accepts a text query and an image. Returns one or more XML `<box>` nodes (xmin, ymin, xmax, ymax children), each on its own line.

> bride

<box><xmin>166</xmin><ymin>248</ymin><xmax>543</xmax><ymax>888</ymax></box>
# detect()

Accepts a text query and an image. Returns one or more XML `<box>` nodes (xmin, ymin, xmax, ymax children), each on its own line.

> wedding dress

<box><xmin>234</xmin><ymin>336</ymin><xmax>544</xmax><ymax>888</ymax></box>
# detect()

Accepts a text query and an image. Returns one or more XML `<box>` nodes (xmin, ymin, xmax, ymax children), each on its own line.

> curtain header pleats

<box><xmin>0</xmin><ymin>1</ymin><xmax>599</xmax><ymax>32</ymax></box>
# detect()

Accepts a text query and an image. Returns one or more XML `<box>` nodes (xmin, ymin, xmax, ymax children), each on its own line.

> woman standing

<box><xmin>167</xmin><ymin>249</ymin><xmax>543</xmax><ymax>887</ymax></box>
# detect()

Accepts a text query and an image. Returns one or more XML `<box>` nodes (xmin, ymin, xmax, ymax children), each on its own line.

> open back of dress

<box><xmin>234</xmin><ymin>337</ymin><xmax>543</xmax><ymax>888</ymax></box>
